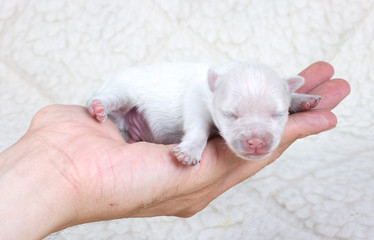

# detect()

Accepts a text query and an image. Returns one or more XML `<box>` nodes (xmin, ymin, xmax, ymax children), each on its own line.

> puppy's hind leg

<box><xmin>87</xmin><ymin>78</ymin><xmax>134</xmax><ymax>120</ymax></box>
<box><xmin>89</xmin><ymin>99</ymin><xmax>108</xmax><ymax>122</ymax></box>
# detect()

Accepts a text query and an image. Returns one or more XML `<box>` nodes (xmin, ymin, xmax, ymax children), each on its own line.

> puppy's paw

<box><xmin>172</xmin><ymin>146</ymin><xmax>201</xmax><ymax>166</ymax></box>
<box><xmin>290</xmin><ymin>94</ymin><xmax>322</xmax><ymax>113</ymax></box>
<box><xmin>300</xmin><ymin>95</ymin><xmax>321</xmax><ymax>111</ymax></box>
<box><xmin>89</xmin><ymin>99</ymin><xmax>107</xmax><ymax>122</ymax></box>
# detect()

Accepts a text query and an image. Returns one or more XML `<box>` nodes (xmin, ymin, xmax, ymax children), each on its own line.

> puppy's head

<box><xmin>208</xmin><ymin>62</ymin><xmax>304</xmax><ymax>160</ymax></box>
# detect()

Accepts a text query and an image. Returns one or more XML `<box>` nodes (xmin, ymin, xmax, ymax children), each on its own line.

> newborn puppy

<box><xmin>88</xmin><ymin>62</ymin><xmax>321</xmax><ymax>165</ymax></box>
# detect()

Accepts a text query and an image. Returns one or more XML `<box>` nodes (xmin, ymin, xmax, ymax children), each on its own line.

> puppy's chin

<box><xmin>230</xmin><ymin>147</ymin><xmax>272</xmax><ymax>161</ymax></box>
<box><xmin>241</xmin><ymin>152</ymin><xmax>270</xmax><ymax>161</ymax></box>
<box><xmin>225</xmin><ymin>140</ymin><xmax>273</xmax><ymax>161</ymax></box>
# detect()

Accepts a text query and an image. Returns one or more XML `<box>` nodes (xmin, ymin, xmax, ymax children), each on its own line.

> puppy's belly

<box><xmin>121</xmin><ymin>107</ymin><xmax>184</xmax><ymax>144</ymax></box>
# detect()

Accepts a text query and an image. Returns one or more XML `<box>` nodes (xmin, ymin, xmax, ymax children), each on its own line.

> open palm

<box><xmin>26</xmin><ymin>62</ymin><xmax>349</xmax><ymax>226</ymax></box>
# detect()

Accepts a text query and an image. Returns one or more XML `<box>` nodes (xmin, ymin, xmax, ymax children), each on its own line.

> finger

<box><xmin>283</xmin><ymin>110</ymin><xmax>337</xmax><ymax>143</ymax></box>
<box><xmin>307</xmin><ymin>78</ymin><xmax>351</xmax><ymax>110</ymax></box>
<box><xmin>297</xmin><ymin>61</ymin><xmax>335</xmax><ymax>93</ymax></box>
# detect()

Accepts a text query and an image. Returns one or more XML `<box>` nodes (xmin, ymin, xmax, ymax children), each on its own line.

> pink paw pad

<box><xmin>89</xmin><ymin>100</ymin><xmax>107</xmax><ymax>122</ymax></box>
<box><xmin>301</xmin><ymin>97</ymin><xmax>321</xmax><ymax>111</ymax></box>
<box><xmin>172</xmin><ymin>147</ymin><xmax>200</xmax><ymax>166</ymax></box>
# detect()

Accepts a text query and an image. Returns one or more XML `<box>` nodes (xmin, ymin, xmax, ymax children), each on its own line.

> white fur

<box><xmin>88</xmin><ymin>62</ymin><xmax>316</xmax><ymax>165</ymax></box>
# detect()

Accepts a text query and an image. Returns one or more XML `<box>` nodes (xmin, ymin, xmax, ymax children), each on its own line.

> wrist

<box><xmin>0</xmin><ymin>135</ymin><xmax>79</xmax><ymax>239</ymax></box>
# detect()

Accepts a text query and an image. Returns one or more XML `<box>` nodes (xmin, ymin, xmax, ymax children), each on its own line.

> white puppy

<box><xmin>88</xmin><ymin>62</ymin><xmax>321</xmax><ymax>165</ymax></box>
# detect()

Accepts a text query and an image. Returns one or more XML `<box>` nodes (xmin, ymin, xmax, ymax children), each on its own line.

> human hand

<box><xmin>0</xmin><ymin>62</ymin><xmax>350</xmax><ymax>239</ymax></box>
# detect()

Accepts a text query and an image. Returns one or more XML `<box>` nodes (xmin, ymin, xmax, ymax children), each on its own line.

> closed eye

<box><xmin>272</xmin><ymin>111</ymin><xmax>287</xmax><ymax>118</ymax></box>
<box><xmin>222</xmin><ymin>111</ymin><xmax>239</xmax><ymax>120</ymax></box>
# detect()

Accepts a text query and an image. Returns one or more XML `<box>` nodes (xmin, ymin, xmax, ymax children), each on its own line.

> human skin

<box><xmin>0</xmin><ymin>62</ymin><xmax>350</xmax><ymax>240</ymax></box>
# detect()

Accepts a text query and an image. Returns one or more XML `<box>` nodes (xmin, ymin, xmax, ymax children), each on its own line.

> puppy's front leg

<box><xmin>289</xmin><ymin>93</ymin><xmax>322</xmax><ymax>113</ymax></box>
<box><xmin>173</xmin><ymin>120</ymin><xmax>211</xmax><ymax>166</ymax></box>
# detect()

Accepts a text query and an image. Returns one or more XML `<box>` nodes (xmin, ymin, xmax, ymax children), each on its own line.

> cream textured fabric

<box><xmin>0</xmin><ymin>1</ymin><xmax>373</xmax><ymax>239</ymax></box>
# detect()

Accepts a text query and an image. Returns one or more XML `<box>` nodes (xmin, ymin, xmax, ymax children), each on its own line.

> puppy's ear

<box><xmin>286</xmin><ymin>76</ymin><xmax>305</xmax><ymax>93</ymax></box>
<box><xmin>208</xmin><ymin>68</ymin><xmax>219</xmax><ymax>92</ymax></box>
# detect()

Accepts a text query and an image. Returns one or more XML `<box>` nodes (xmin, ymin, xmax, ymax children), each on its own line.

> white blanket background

<box><xmin>1</xmin><ymin>0</ymin><xmax>373</xmax><ymax>239</ymax></box>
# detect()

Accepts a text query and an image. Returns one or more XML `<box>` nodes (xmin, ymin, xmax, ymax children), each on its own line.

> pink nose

<box><xmin>246</xmin><ymin>138</ymin><xmax>264</xmax><ymax>150</ymax></box>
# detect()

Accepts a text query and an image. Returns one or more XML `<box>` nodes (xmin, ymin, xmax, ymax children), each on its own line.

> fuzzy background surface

<box><xmin>1</xmin><ymin>0</ymin><xmax>373</xmax><ymax>239</ymax></box>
